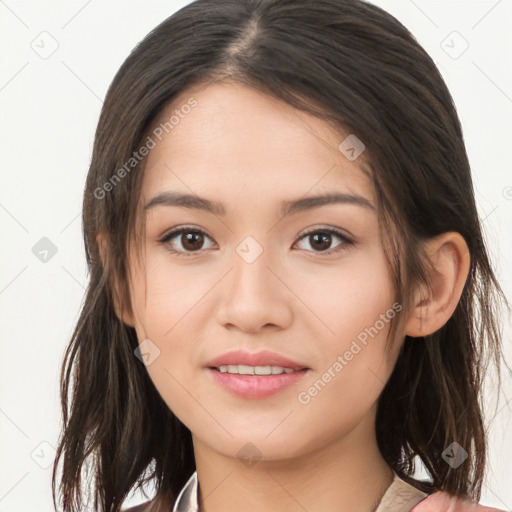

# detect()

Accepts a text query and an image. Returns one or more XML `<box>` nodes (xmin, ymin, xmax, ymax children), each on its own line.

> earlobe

<box><xmin>405</xmin><ymin>232</ymin><xmax>470</xmax><ymax>338</ymax></box>
<box><xmin>96</xmin><ymin>232</ymin><xmax>136</xmax><ymax>328</ymax></box>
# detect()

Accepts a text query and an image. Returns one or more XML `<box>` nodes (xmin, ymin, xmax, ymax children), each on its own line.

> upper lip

<box><xmin>205</xmin><ymin>350</ymin><xmax>309</xmax><ymax>370</ymax></box>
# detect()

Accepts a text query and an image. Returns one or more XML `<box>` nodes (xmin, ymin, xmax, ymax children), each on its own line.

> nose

<box><xmin>215</xmin><ymin>242</ymin><xmax>294</xmax><ymax>334</ymax></box>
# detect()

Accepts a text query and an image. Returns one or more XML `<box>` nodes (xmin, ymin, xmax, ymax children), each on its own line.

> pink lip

<box><xmin>208</xmin><ymin>368</ymin><xmax>310</xmax><ymax>399</ymax></box>
<box><xmin>205</xmin><ymin>349</ymin><xmax>310</xmax><ymax>399</ymax></box>
<box><xmin>204</xmin><ymin>349</ymin><xmax>308</xmax><ymax>370</ymax></box>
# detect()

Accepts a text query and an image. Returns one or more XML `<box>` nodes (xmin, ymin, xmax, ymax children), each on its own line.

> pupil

<box><xmin>311</xmin><ymin>233</ymin><xmax>331</xmax><ymax>251</ymax></box>
<box><xmin>183</xmin><ymin>232</ymin><xmax>203</xmax><ymax>251</ymax></box>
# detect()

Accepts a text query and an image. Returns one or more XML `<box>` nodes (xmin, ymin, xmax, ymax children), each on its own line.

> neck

<box><xmin>192</xmin><ymin>409</ymin><xmax>394</xmax><ymax>512</ymax></box>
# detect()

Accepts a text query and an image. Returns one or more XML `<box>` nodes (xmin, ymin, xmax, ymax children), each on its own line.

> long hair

<box><xmin>52</xmin><ymin>0</ymin><xmax>509</xmax><ymax>510</ymax></box>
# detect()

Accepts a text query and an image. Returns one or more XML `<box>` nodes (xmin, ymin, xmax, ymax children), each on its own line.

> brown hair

<box><xmin>52</xmin><ymin>0</ymin><xmax>510</xmax><ymax>511</ymax></box>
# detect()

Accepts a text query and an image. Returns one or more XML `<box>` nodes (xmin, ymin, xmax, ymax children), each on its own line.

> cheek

<box><xmin>130</xmin><ymin>254</ymin><xmax>217</xmax><ymax>339</ymax></box>
<box><xmin>293</xmin><ymin>248</ymin><xmax>398</xmax><ymax>399</ymax></box>
<box><xmin>292</xmin><ymin>248</ymin><xmax>394</xmax><ymax>344</ymax></box>
<box><xmin>294</xmin><ymin>307</ymin><xmax>398</xmax><ymax>450</ymax></box>
<box><xmin>128</xmin><ymin>256</ymin><xmax>207</xmax><ymax>418</ymax></box>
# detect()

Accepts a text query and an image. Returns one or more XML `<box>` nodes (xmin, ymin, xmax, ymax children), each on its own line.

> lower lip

<box><xmin>208</xmin><ymin>368</ymin><xmax>309</xmax><ymax>399</ymax></box>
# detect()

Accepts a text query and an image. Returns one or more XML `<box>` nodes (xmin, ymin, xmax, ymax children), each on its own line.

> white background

<box><xmin>0</xmin><ymin>1</ymin><xmax>511</xmax><ymax>510</ymax></box>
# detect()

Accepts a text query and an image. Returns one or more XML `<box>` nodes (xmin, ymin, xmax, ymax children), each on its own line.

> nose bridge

<box><xmin>215</xmin><ymin>234</ymin><xmax>292</xmax><ymax>331</ymax></box>
<box><xmin>230</xmin><ymin>234</ymin><xmax>275</xmax><ymax>297</ymax></box>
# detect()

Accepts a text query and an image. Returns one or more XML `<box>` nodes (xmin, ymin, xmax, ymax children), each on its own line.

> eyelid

<box><xmin>297</xmin><ymin>225</ymin><xmax>353</xmax><ymax>242</ymax></box>
<box><xmin>158</xmin><ymin>224</ymin><xmax>354</xmax><ymax>256</ymax></box>
<box><xmin>157</xmin><ymin>225</ymin><xmax>216</xmax><ymax>253</ymax></box>
<box><xmin>294</xmin><ymin>226</ymin><xmax>354</xmax><ymax>255</ymax></box>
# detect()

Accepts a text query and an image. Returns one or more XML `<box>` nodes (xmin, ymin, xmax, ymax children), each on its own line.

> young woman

<box><xmin>52</xmin><ymin>1</ymin><xmax>510</xmax><ymax>511</ymax></box>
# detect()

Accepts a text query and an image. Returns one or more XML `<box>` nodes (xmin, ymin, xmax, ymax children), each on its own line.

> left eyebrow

<box><xmin>279</xmin><ymin>192</ymin><xmax>374</xmax><ymax>217</ymax></box>
<box><xmin>143</xmin><ymin>191</ymin><xmax>374</xmax><ymax>216</ymax></box>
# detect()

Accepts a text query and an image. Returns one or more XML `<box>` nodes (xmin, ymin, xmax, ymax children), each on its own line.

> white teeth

<box><xmin>217</xmin><ymin>364</ymin><xmax>300</xmax><ymax>375</ymax></box>
<box><xmin>239</xmin><ymin>364</ymin><xmax>255</xmax><ymax>375</ymax></box>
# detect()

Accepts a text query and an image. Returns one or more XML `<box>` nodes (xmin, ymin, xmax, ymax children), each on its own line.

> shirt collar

<box><xmin>172</xmin><ymin>470</ymin><xmax>428</xmax><ymax>512</ymax></box>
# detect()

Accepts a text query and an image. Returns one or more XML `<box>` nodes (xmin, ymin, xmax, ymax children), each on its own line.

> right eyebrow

<box><xmin>144</xmin><ymin>191</ymin><xmax>226</xmax><ymax>216</ymax></box>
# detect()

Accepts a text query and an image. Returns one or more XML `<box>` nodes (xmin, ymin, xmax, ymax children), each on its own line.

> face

<box><xmin>122</xmin><ymin>81</ymin><xmax>405</xmax><ymax>462</ymax></box>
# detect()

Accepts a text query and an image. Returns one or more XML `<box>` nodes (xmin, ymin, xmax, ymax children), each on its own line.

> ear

<box><xmin>404</xmin><ymin>232</ymin><xmax>470</xmax><ymax>337</ymax></box>
<box><xmin>96</xmin><ymin>232</ymin><xmax>136</xmax><ymax>327</ymax></box>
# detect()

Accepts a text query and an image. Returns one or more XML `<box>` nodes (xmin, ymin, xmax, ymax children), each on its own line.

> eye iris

<box><xmin>310</xmin><ymin>232</ymin><xmax>332</xmax><ymax>251</ymax></box>
<box><xmin>182</xmin><ymin>232</ymin><xmax>204</xmax><ymax>251</ymax></box>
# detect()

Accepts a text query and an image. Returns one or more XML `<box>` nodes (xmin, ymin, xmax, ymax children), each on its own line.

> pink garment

<box><xmin>411</xmin><ymin>491</ymin><xmax>507</xmax><ymax>512</ymax></box>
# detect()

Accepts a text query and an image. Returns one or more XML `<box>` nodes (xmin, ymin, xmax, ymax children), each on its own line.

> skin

<box><xmin>106</xmin><ymin>80</ymin><xmax>470</xmax><ymax>512</ymax></box>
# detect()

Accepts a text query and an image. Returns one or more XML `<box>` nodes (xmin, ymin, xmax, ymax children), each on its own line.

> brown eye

<box><xmin>180</xmin><ymin>231</ymin><xmax>205</xmax><ymax>251</ymax></box>
<box><xmin>295</xmin><ymin>228</ymin><xmax>353</xmax><ymax>254</ymax></box>
<box><xmin>308</xmin><ymin>232</ymin><xmax>332</xmax><ymax>251</ymax></box>
<box><xmin>159</xmin><ymin>227</ymin><xmax>215</xmax><ymax>255</ymax></box>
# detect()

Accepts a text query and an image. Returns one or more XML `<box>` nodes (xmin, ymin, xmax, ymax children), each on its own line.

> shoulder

<box><xmin>411</xmin><ymin>491</ymin><xmax>507</xmax><ymax>512</ymax></box>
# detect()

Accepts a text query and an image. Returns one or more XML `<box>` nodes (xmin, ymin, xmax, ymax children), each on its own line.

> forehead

<box><xmin>141</xmin><ymin>81</ymin><xmax>373</xmax><ymax>209</ymax></box>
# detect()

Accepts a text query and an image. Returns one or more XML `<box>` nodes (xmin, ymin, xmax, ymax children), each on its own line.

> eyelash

<box><xmin>157</xmin><ymin>225</ymin><xmax>354</xmax><ymax>257</ymax></box>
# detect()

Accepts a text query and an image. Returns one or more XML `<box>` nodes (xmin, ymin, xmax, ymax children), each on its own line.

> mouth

<box><xmin>204</xmin><ymin>349</ymin><xmax>311</xmax><ymax>399</ymax></box>
<box><xmin>210</xmin><ymin>364</ymin><xmax>308</xmax><ymax>375</ymax></box>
